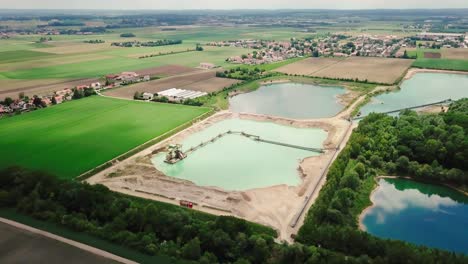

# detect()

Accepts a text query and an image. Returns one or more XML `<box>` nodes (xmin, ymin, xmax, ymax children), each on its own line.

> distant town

<box><xmin>219</xmin><ymin>32</ymin><xmax>468</xmax><ymax>65</ymax></box>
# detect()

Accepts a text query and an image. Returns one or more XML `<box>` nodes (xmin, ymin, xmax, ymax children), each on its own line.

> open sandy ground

<box><xmin>87</xmin><ymin>86</ymin><xmax>367</xmax><ymax>241</ymax></box>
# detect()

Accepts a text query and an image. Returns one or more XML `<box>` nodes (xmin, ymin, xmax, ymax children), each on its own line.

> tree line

<box><xmin>112</xmin><ymin>39</ymin><xmax>182</xmax><ymax>47</ymax></box>
<box><xmin>0</xmin><ymin>167</ymin><xmax>365</xmax><ymax>264</ymax></box>
<box><xmin>296</xmin><ymin>99</ymin><xmax>467</xmax><ymax>263</ymax></box>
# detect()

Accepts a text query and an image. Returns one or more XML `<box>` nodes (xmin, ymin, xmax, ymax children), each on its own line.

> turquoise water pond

<box><xmin>229</xmin><ymin>83</ymin><xmax>346</xmax><ymax>119</ymax></box>
<box><xmin>360</xmin><ymin>73</ymin><xmax>468</xmax><ymax>116</ymax></box>
<box><xmin>152</xmin><ymin>119</ymin><xmax>327</xmax><ymax>191</ymax></box>
<box><xmin>362</xmin><ymin>178</ymin><xmax>468</xmax><ymax>254</ymax></box>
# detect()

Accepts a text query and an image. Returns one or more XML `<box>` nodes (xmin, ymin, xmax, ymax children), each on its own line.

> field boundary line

<box><xmin>0</xmin><ymin>217</ymin><xmax>137</xmax><ymax>264</ymax></box>
<box><xmin>76</xmin><ymin>108</ymin><xmax>214</xmax><ymax>181</ymax></box>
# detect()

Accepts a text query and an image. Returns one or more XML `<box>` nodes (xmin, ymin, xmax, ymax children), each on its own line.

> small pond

<box><xmin>361</xmin><ymin>178</ymin><xmax>468</xmax><ymax>254</ymax></box>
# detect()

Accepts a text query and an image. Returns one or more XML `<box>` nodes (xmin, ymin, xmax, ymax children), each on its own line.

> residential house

<box><xmin>119</xmin><ymin>72</ymin><xmax>140</xmax><ymax>82</ymax></box>
<box><xmin>91</xmin><ymin>82</ymin><xmax>101</xmax><ymax>89</ymax></box>
<box><xmin>53</xmin><ymin>96</ymin><xmax>63</xmax><ymax>104</ymax></box>
<box><xmin>56</xmin><ymin>88</ymin><xmax>73</xmax><ymax>97</ymax></box>
<box><xmin>76</xmin><ymin>85</ymin><xmax>90</xmax><ymax>90</ymax></box>
<box><xmin>42</xmin><ymin>98</ymin><xmax>52</xmax><ymax>106</ymax></box>
<box><xmin>106</xmin><ymin>72</ymin><xmax>140</xmax><ymax>85</ymax></box>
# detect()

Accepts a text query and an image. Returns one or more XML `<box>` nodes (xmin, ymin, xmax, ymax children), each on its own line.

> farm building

<box><xmin>106</xmin><ymin>72</ymin><xmax>150</xmax><ymax>85</ymax></box>
<box><xmin>157</xmin><ymin>88</ymin><xmax>207</xmax><ymax>101</ymax></box>
<box><xmin>53</xmin><ymin>96</ymin><xmax>64</xmax><ymax>104</ymax></box>
<box><xmin>142</xmin><ymin>92</ymin><xmax>154</xmax><ymax>100</ymax></box>
<box><xmin>91</xmin><ymin>82</ymin><xmax>101</xmax><ymax>89</ymax></box>
<box><xmin>56</xmin><ymin>88</ymin><xmax>73</xmax><ymax>96</ymax></box>
<box><xmin>76</xmin><ymin>85</ymin><xmax>90</xmax><ymax>90</ymax></box>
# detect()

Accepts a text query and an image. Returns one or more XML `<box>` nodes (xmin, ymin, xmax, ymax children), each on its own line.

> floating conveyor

<box><xmin>353</xmin><ymin>99</ymin><xmax>452</xmax><ymax>120</ymax></box>
<box><xmin>165</xmin><ymin>130</ymin><xmax>327</xmax><ymax>164</ymax></box>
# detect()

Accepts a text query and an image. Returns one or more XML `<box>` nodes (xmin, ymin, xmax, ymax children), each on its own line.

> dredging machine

<box><xmin>164</xmin><ymin>144</ymin><xmax>187</xmax><ymax>164</ymax></box>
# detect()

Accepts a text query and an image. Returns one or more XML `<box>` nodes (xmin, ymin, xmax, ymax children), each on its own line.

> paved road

<box><xmin>0</xmin><ymin>222</ymin><xmax>117</xmax><ymax>264</ymax></box>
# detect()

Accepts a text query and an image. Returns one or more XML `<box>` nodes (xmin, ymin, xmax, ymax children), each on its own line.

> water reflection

<box><xmin>362</xmin><ymin>178</ymin><xmax>468</xmax><ymax>254</ymax></box>
<box><xmin>369</xmin><ymin>179</ymin><xmax>458</xmax><ymax>224</ymax></box>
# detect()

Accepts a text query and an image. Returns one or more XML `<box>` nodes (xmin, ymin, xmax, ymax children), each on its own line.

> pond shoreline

<box><xmin>404</xmin><ymin>68</ymin><xmax>468</xmax><ymax>81</ymax></box>
<box><xmin>229</xmin><ymin>81</ymin><xmax>348</xmax><ymax>119</ymax></box>
<box><xmin>358</xmin><ymin>175</ymin><xmax>468</xmax><ymax>231</ymax></box>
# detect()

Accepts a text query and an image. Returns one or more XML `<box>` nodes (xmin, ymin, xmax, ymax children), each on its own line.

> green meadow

<box><xmin>406</xmin><ymin>48</ymin><xmax>441</xmax><ymax>59</ymax></box>
<box><xmin>0</xmin><ymin>50</ymin><xmax>55</xmax><ymax>63</ymax></box>
<box><xmin>0</xmin><ymin>96</ymin><xmax>210</xmax><ymax>179</ymax></box>
<box><xmin>412</xmin><ymin>58</ymin><xmax>468</xmax><ymax>71</ymax></box>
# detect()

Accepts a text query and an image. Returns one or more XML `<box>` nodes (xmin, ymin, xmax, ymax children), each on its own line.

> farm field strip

<box><xmin>276</xmin><ymin>57</ymin><xmax>344</xmax><ymax>75</ymax></box>
<box><xmin>276</xmin><ymin>57</ymin><xmax>414</xmax><ymax>84</ymax></box>
<box><xmin>412</xmin><ymin>58</ymin><xmax>468</xmax><ymax>71</ymax></box>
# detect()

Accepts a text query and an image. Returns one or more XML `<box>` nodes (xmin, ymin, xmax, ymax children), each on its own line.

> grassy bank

<box><xmin>0</xmin><ymin>96</ymin><xmax>210</xmax><ymax>179</ymax></box>
<box><xmin>412</xmin><ymin>58</ymin><xmax>468</xmax><ymax>72</ymax></box>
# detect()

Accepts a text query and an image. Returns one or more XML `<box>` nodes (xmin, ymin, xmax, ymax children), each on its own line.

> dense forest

<box><xmin>296</xmin><ymin>99</ymin><xmax>468</xmax><ymax>263</ymax></box>
<box><xmin>0</xmin><ymin>167</ymin><xmax>359</xmax><ymax>264</ymax></box>
<box><xmin>0</xmin><ymin>99</ymin><xmax>467</xmax><ymax>263</ymax></box>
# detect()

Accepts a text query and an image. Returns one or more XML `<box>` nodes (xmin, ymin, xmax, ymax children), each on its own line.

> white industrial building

<box><xmin>157</xmin><ymin>88</ymin><xmax>208</xmax><ymax>100</ymax></box>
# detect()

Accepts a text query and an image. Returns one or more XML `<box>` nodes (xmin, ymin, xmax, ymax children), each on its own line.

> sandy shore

<box><xmin>404</xmin><ymin>68</ymin><xmax>468</xmax><ymax>80</ymax></box>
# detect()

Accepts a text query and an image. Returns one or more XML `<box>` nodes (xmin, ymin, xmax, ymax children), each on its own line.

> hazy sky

<box><xmin>1</xmin><ymin>0</ymin><xmax>467</xmax><ymax>10</ymax></box>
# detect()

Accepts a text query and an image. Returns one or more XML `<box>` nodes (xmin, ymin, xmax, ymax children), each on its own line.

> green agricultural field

<box><xmin>412</xmin><ymin>58</ymin><xmax>468</xmax><ymax>71</ymax></box>
<box><xmin>0</xmin><ymin>50</ymin><xmax>54</xmax><ymax>64</ymax></box>
<box><xmin>0</xmin><ymin>26</ymin><xmax>313</xmax><ymax>80</ymax></box>
<box><xmin>0</xmin><ymin>46</ymin><xmax>249</xmax><ymax>79</ymax></box>
<box><xmin>0</xmin><ymin>96</ymin><xmax>210</xmax><ymax>179</ymax></box>
<box><xmin>406</xmin><ymin>48</ymin><xmax>441</xmax><ymax>59</ymax></box>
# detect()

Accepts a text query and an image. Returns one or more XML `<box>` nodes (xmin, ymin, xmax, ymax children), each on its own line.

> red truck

<box><xmin>179</xmin><ymin>200</ymin><xmax>193</xmax><ymax>209</ymax></box>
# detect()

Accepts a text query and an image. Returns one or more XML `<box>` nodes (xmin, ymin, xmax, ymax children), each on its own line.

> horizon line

<box><xmin>1</xmin><ymin>8</ymin><xmax>468</xmax><ymax>11</ymax></box>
